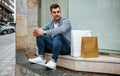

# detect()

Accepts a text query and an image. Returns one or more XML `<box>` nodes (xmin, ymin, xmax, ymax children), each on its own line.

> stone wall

<box><xmin>16</xmin><ymin>0</ymin><xmax>39</xmax><ymax>55</ymax></box>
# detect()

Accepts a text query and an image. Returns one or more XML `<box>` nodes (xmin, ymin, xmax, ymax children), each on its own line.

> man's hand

<box><xmin>33</xmin><ymin>28</ymin><xmax>44</xmax><ymax>36</ymax></box>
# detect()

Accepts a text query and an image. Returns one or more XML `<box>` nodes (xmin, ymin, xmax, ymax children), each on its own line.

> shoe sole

<box><xmin>28</xmin><ymin>60</ymin><xmax>45</xmax><ymax>65</ymax></box>
<box><xmin>44</xmin><ymin>65</ymin><xmax>56</xmax><ymax>70</ymax></box>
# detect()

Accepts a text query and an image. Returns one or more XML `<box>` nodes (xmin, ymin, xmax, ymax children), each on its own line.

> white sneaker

<box><xmin>45</xmin><ymin>60</ymin><xmax>56</xmax><ymax>70</ymax></box>
<box><xmin>28</xmin><ymin>56</ymin><xmax>46</xmax><ymax>65</ymax></box>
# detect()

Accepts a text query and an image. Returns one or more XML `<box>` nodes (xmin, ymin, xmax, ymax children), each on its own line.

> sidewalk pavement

<box><xmin>0</xmin><ymin>33</ymin><xmax>15</xmax><ymax>76</ymax></box>
<box><xmin>0</xmin><ymin>43</ymin><xmax>15</xmax><ymax>76</ymax></box>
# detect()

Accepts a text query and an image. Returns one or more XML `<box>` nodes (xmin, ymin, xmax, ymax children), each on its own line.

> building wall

<box><xmin>69</xmin><ymin>0</ymin><xmax>120</xmax><ymax>53</ymax></box>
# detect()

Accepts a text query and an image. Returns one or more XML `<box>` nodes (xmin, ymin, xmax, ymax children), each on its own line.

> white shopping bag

<box><xmin>71</xmin><ymin>30</ymin><xmax>92</xmax><ymax>57</ymax></box>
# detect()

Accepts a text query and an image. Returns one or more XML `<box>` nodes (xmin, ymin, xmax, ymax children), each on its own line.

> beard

<box><xmin>54</xmin><ymin>15</ymin><xmax>60</xmax><ymax>20</ymax></box>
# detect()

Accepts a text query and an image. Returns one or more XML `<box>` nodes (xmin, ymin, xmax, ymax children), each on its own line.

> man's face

<box><xmin>51</xmin><ymin>7</ymin><xmax>61</xmax><ymax>21</ymax></box>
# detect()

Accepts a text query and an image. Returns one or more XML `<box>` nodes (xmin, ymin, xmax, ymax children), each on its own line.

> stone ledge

<box><xmin>16</xmin><ymin>51</ymin><xmax>83</xmax><ymax>76</ymax></box>
<box><xmin>16</xmin><ymin>51</ymin><xmax>119</xmax><ymax>76</ymax></box>
<box><xmin>46</xmin><ymin>53</ymin><xmax>120</xmax><ymax>75</ymax></box>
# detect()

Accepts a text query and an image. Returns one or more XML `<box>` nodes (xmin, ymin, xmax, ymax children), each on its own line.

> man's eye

<box><xmin>57</xmin><ymin>11</ymin><xmax>60</xmax><ymax>13</ymax></box>
<box><xmin>53</xmin><ymin>12</ymin><xmax>56</xmax><ymax>14</ymax></box>
<box><xmin>53</xmin><ymin>11</ymin><xmax>60</xmax><ymax>14</ymax></box>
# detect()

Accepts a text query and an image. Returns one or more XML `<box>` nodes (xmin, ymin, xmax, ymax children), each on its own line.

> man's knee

<box><xmin>36</xmin><ymin>36</ymin><xmax>43</xmax><ymax>41</ymax></box>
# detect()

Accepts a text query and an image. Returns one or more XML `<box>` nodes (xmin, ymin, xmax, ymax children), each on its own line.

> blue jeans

<box><xmin>36</xmin><ymin>35</ymin><xmax>71</xmax><ymax>62</ymax></box>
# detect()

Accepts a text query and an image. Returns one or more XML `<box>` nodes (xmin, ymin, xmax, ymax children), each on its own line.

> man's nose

<box><xmin>55</xmin><ymin>12</ymin><xmax>58</xmax><ymax>15</ymax></box>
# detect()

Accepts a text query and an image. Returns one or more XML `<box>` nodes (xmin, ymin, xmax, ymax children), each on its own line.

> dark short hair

<box><xmin>50</xmin><ymin>3</ymin><xmax>61</xmax><ymax>11</ymax></box>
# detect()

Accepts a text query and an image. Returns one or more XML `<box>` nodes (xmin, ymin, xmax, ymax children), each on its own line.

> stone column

<box><xmin>16</xmin><ymin>0</ymin><xmax>39</xmax><ymax>58</ymax></box>
<box><xmin>16</xmin><ymin>0</ymin><xmax>28</xmax><ymax>51</ymax></box>
<box><xmin>27</xmin><ymin>0</ymin><xmax>39</xmax><ymax>47</ymax></box>
<box><xmin>26</xmin><ymin>0</ymin><xmax>40</xmax><ymax>59</ymax></box>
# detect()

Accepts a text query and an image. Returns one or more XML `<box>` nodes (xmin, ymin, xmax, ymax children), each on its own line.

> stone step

<box><xmin>46</xmin><ymin>53</ymin><xmax>120</xmax><ymax>75</ymax></box>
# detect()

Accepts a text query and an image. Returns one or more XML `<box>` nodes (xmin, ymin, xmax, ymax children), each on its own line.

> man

<box><xmin>29</xmin><ymin>3</ymin><xmax>71</xmax><ymax>70</ymax></box>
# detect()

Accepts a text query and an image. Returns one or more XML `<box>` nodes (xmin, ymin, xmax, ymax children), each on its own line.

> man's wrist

<box><xmin>43</xmin><ymin>31</ymin><xmax>46</xmax><ymax>35</ymax></box>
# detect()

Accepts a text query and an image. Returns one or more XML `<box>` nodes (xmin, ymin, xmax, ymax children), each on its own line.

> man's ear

<box><xmin>50</xmin><ymin>11</ymin><xmax>53</xmax><ymax>16</ymax></box>
<box><xmin>50</xmin><ymin>11</ymin><xmax>52</xmax><ymax>15</ymax></box>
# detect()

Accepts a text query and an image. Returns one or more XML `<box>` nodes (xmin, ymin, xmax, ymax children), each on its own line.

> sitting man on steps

<box><xmin>28</xmin><ymin>3</ymin><xmax>71</xmax><ymax>70</ymax></box>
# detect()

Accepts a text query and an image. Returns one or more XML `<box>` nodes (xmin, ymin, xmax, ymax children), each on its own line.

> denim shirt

<box><xmin>41</xmin><ymin>17</ymin><xmax>71</xmax><ymax>43</ymax></box>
